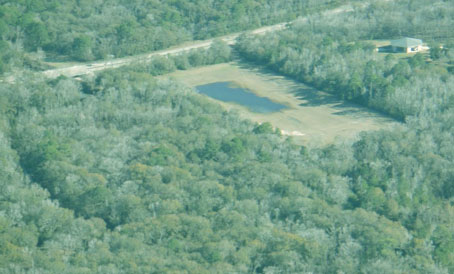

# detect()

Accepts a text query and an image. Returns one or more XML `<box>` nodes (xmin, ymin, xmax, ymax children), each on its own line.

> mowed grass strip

<box><xmin>167</xmin><ymin>62</ymin><xmax>397</xmax><ymax>145</ymax></box>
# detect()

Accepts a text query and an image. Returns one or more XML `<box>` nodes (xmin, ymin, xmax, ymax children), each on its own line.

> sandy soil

<box><xmin>167</xmin><ymin>63</ymin><xmax>397</xmax><ymax>145</ymax></box>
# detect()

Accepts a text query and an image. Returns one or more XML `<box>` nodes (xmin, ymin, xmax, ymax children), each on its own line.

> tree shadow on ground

<box><xmin>289</xmin><ymin>86</ymin><xmax>341</xmax><ymax>107</ymax></box>
<box><xmin>236</xmin><ymin>61</ymin><xmax>351</xmax><ymax>107</ymax></box>
<box><xmin>289</xmin><ymin>84</ymin><xmax>392</xmax><ymax>119</ymax></box>
<box><xmin>235</xmin><ymin>60</ymin><xmax>396</xmax><ymax>121</ymax></box>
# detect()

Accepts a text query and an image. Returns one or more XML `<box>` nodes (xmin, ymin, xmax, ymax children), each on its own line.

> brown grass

<box><xmin>166</xmin><ymin>62</ymin><xmax>397</xmax><ymax>145</ymax></box>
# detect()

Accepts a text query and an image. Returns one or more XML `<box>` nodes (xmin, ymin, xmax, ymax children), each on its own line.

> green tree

<box><xmin>72</xmin><ymin>35</ymin><xmax>93</xmax><ymax>61</ymax></box>
<box><xmin>430</xmin><ymin>45</ymin><xmax>442</xmax><ymax>60</ymax></box>
<box><xmin>24</xmin><ymin>22</ymin><xmax>50</xmax><ymax>51</ymax></box>
<box><xmin>253</xmin><ymin>122</ymin><xmax>274</xmax><ymax>134</ymax></box>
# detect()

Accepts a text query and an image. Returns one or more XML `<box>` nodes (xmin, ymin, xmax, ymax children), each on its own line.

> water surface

<box><xmin>196</xmin><ymin>82</ymin><xmax>287</xmax><ymax>113</ymax></box>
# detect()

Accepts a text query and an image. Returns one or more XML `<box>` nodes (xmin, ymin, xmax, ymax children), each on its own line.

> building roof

<box><xmin>391</xmin><ymin>37</ymin><xmax>423</xmax><ymax>48</ymax></box>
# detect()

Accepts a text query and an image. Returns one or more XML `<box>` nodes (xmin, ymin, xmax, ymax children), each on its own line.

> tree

<box><xmin>116</xmin><ymin>20</ymin><xmax>138</xmax><ymax>42</ymax></box>
<box><xmin>71</xmin><ymin>35</ymin><xmax>93</xmax><ymax>61</ymax></box>
<box><xmin>430</xmin><ymin>45</ymin><xmax>442</xmax><ymax>60</ymax></box>
<box><xmin>24</xmin><ymin>22</ymin><xmax>50</xmax><ymax>51</ymax></box>
<box><xmin>253</xmin><ymin>122</ymin><xmax>274</xmax><ymax>134</ymax></box>
<box><xmin>208</xmin><ymin>40</ymin><xmax>232</xmax><ymax>64</ymax></box>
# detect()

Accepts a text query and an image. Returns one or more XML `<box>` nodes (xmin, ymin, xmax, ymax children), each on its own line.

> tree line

<box><xmin>0</xmin><ymin>0</ymin><xmax>349</xmax><ymax>69</ymax></box>
<box><xmin>234</xmin><ymin>0</ymin><xmax>454</xmax><ymax>121</ymax></box>
<box><xmin>0</xmin><ymin>62</ymin><xmax>453</xmax><ymax>273</ymax></box>
<box><xmin>1</xmin><ymin>0</ymin><xmax>454</xmax><ymax>272</ymax></box>
<box><xmin>231</xmin><ymin>1</ymin><xmax>454</xmax><ymax>271</ymax></box>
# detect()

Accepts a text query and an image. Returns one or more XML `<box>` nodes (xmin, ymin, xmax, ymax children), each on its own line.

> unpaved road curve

<box><xmin>40</xmin><ymin>1</ymin><xmax>391</xmax><ymax>79</ymax></box>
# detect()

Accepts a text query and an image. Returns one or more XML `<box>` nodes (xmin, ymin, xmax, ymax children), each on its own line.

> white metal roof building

<box><xmin>391</xmin><ymin>38</ymin><xmax>423</xmax><ymax>53</ymax></box>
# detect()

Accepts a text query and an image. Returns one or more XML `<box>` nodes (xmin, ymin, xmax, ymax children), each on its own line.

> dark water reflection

<box><xmin>196</xmin><ymin>82</ymin><xmax>287</xmax><ymax>113</ymax></box>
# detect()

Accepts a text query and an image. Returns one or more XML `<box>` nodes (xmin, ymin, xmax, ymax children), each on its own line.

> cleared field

<box><xmin>167</xmin><ymin>62</ymin><xmax>396</xmax><ymax>145</ymax></box>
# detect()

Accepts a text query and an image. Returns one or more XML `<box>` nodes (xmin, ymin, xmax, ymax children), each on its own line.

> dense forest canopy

<box><xmin>235</xmin><ymin>0</ymin><xmax>454</xmax><ymax>120</ymax></box>
<box><xmin>1</xmin><ymin>0</ymin><xmax>454</xmax><ymax>273</ymax></box>
<box><xmin>0</xmin><ymin>0</ymin><xmax>347</xmax><ymax>69</ymax></box>
<box><xmin>1</xmin><ymin>68</ymin><xmax>452</xmax><ymax>273</ymax></box>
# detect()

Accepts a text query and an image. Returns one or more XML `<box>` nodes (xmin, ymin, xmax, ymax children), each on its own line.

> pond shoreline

<box><xmin>167</xmin><ymin>62</ymin><xmax>397</xmax><ymax>145</ymax></box>
<box><xmin>196</xmin><ymin>81</ymin><xmax>288</xmax><ymax>114</ymax></box>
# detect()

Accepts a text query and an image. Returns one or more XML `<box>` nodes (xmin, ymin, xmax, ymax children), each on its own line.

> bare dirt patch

<box><xmin>167</xmin><ymin>62</ymin><xmax>397</xmax><ymax>145</ymax></box>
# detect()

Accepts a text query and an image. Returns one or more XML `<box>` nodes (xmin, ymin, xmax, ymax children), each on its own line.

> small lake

<box><xmin>196</xmin><ymin>82</ymin><xmax>287</xmax><ymax>113</ymax></box>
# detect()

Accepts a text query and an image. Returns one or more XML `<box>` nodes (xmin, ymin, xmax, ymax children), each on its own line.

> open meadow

<box><xmin>167</xmin><ymin>62</ymin><xmax>396</xmax><ymax>145</ymax></box>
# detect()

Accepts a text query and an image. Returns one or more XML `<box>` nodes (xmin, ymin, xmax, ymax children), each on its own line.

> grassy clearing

<box><xmin>166</xmin><ymin>62</ymin><xmax>397</xmax><ymax>145</ymax></box>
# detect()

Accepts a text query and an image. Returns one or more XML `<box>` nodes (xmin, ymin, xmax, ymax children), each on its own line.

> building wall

<box><xmin>406</xmin><ymin>45</ymin><xmax>423</xmax><ymax>53</ymax></box>
<box><xmin>392</xmin><ymin>45</ymin><xmax>423</xmax><ymax>53</ymax></box>
<box><xmin>392</xmin><ymin>46</ymin><xmax>406</xmax><ymax>53</ymax></box>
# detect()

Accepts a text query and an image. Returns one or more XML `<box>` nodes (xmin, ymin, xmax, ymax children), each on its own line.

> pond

<box><xmin>196</xmin><ymin>82</ymin><xmax>287</xmax><ymax>113</ymax></box>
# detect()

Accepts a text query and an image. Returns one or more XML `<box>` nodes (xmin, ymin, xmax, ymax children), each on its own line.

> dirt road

<box><xmin>41</xmin><ymin>23</ymin><xmax>287</xmax><ymax>79</ymax></box>
<box><xmin>40</xmin><ymin>1</ymin><xmax>387</xmax><ymax>79</ymax></box>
